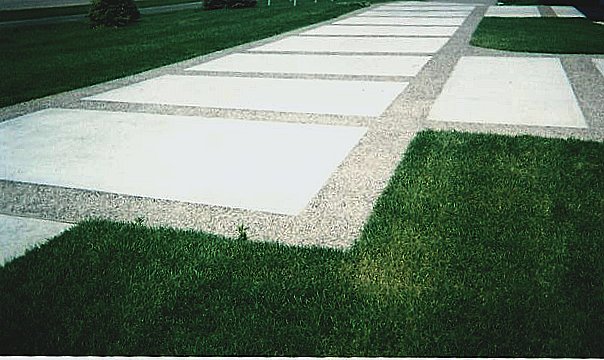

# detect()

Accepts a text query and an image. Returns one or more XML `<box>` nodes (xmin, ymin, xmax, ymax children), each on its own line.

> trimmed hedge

<box><xmin>203</xmin><ymin>0</ymin><xmax>257</xmax><ymax>10</ymax></box>
<box><xmin>88</xmin><ymin>0</ymin><xmax>141</xmax><ymax>27</ymax></box>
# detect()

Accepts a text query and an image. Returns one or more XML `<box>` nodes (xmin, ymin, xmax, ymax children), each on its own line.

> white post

<box><xmin>293</xmin><ymin>0</ymin><xmax>296</xmax><ymax>5</ymax></box>
<box><xmin>268</xmin><ymin>0</ymin><xmax>270</xmax><ymax>5</ymax></box>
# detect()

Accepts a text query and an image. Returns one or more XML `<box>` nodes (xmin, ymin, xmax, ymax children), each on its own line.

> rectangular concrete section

<box><xmin>301</xmin><ymin>24</ymin><xmax>458</xmax><ymax>37</ymax></box>
<box><xmin>375</xmin><ymin>1</ymin><xmax>470</xmax><ymax>5</ymax></box>
<box><xmin>85</xmin><ymin>75</ymin><xmax>408</xmax><ymax>116</ymax></box>
<box><xmin>0</xmin><ymin>214</ymin><xmax>70</xmax><ymax>267</ymax></box>
<box><xmin>334</xmin><ymin>17</ymin><xmax>466</xmax><ymax>26</ymax></box>
<box><xmin>187</xmin><ymin>53</ymin><xmax>431</xmax><ymax>77</ymax></box>
<box><xmin>428</xmin><ymin>57</ymin><xmax>587</xmax><ymax>128</ymax></box>
<box><xmin>375</xmin><ymin>4</ymin><xmax>476</xmax><ymax>10</ymax></box>
<box><xmin>594</xmin><ymin>58</ymin><xmax>604</xmax><ymax>77</ymax></box>
<box><xmin>0</xmin><ymin>109</ymin><xmax>368</xmax><ymax>215</ymax></box>
<box><xmin>359</xmin><ymin>10</ymin><xmax>472</xmax><ymax>17</ymax></box>
<box><xmin>249</xmin><ymin>35</ymin><xmax>449</xmax><ymax>54</ymax></box>
<box><xmin>551</xmin><ymin>6</ymin><xmax>585</xmax><ymax>17</ymax></box>
<box><xmin>485</xmin><ymin>6</ymin><xmax>541</xmax><ymax>17</ymax></box>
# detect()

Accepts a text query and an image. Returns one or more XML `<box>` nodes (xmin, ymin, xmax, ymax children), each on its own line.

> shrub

<box><xmin>227</xmin><ymin>0</ymin><xmax>258</xmax><ymax>9</ymax></box>
<box><xmin>202</xmin><ymin>0</ymin><xmax>257</xmax><ymax>10</ymax></box>
<box><xmin>88</xmin><ymin>0</ymin><xmax>141</xmax><ymax>28</ymax></box>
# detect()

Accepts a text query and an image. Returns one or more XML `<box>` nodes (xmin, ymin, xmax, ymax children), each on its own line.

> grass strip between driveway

<box><xmin>471</xmin><ymin>17</ymin><xmax>604</xmax><ymax>53</ymax></box>
<box><xmin>1</xmin><ymin>130</ymin><xmax>603</xmax><ymax>356</ymax></box>
<box><xmin>0</xmin><ymin>0</ymin><xmax>370</xmax><ymax>109</ymax></box>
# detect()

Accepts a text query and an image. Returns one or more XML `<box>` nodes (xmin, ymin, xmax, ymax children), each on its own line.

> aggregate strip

<box><xmin>3</xmin><ymin>0</ymin><xmax>604</xmax><ymax>250</ymax></box>
<box><xmin>177</xmin><ymin>70</ymin><xmax>415</xmax><ymax>82</ymax></box>
<box><xmin>539</xmin><ymin>5</ymin><xmax>557</xmax><ymax>17</ymax></box>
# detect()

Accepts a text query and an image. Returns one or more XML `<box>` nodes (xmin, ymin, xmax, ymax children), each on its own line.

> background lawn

<box><xmin>471</xmin><ymin>17</ymin><xmax>604</xmax><ymax>53</ymax></box>
<box><xmin>1</xmin><ymin>130</ymin><xmax>603</xmax><ymax>356</ymax></box>
<box><xmin>0</xmin><ymin>0</ymin><xmax>198</xmax><ymax>22</ymax></box>
<box><xmin>0</xmin><ymin>0</ymin><xmax>371</xmax><ymax>109</ymax></box>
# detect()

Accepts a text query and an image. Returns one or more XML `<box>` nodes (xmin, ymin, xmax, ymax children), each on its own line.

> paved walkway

<box><xmin>1</xmin><ymin>1</ymin><xmax>604</xmax><ymax>265</ymax></box>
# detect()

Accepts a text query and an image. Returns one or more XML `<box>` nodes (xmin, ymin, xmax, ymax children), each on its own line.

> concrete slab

<box><xmin>375</xmin><ymin>1</ymin><xmax>469</xmax><ymax>5</ymax></box>
<box><xmin>595</xmin><ymin>58</ymin><xmax>604</xmax><ymax>77</ymax></box>
<box><xmin>375</xmin><ymin>4</ymin><xmax>476</xmax><ymax>10</ymax></box>
<box><xmin>485</xmin><ymin>6</ymin><xmax>541</xmax><ymax>17</ymax></box>
<box><xmin>551</xmin><ymin>6</ymin><xmax>585</xmax><ymax>17</ymax></box>
<box><xmin>0</xmin><ymin>109</ymin><xmax>368</xmax><ymax>215</ymax></box>
<box><xmin>302</xmin><ymin>24</ymin><xmax>458</xmax><ymax>36</ymax></box>
<box><xmin>334</xmin><ymin>16</ymin><xmax>466</xmax><ymax>26</ymax></box>
<box><xmin>249</xmin><ymin>35</ymin><xmax>449</xmax><ymax>53</ymax></box>
<box><xmin>359</xmin><ymin>10</ymin><xmax>471</xmax><ymax>17</ymax></box>
<box><xmin>85</xmin><ymin>75</ymin><xmax>408</xmax><ymax>116</ymax></box>
<box><xmin>187</xmin><ymin>53</ymin><xmax>431</xmax><ymax>77</ymax></box>
<box><xmin>0</xmin><ymin>214</ymin><xmax>70</xmax><ymax>267</ymax></box>
<box><xmin>428</xmin><ymin>57</ymin><xmax>587</xmax><ymax>128</ymax></box>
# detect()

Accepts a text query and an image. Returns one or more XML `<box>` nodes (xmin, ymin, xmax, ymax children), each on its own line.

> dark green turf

<box><xmin>1</xmin><ymin>131</ymin><xmax>603</xmax><ymax>356</ymax></box>
<box><xmin>0</xmin><ymin>0</ymin><xmax>372</xmax><ymax>109</ymax></box>
<box><xmin>471</xmin><ymin>17</ymin><xmax>604</xmax><ymax>54</ymax></box>
<box><xmin>0</xmin><ymin>0</ymin><xmax>199</xmax><ymax>22</ymax></box>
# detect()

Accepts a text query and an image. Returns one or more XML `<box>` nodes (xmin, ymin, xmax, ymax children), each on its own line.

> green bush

<box><xmin>88</xmin><ymin>0</ymin><xmax>141</xmax><ymax>28</ymax></box>
<box><xmin>203</xmin><ymin>0</ymin><xmax>257</xmax><ymax>10</ymax></box>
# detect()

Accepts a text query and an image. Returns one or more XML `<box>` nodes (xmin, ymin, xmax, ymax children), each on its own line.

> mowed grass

<box><xmin>0</xmin><ymin>0</ymin><xmax>368</xmax><ymax>109</ymax></box>
<box><xmin>1</xmin><ymin>131</ymin><xmax>603</xmax><ymax>356</ymax></box>
<box><xmin>471</xmin><ymin>17</ymin><xmax>604</xmax><ymax>53</ymax></box>
<box><xmin>0</xmin><ymin>0</ymin><xmax>198</xmax><ymax>22</ymax></box>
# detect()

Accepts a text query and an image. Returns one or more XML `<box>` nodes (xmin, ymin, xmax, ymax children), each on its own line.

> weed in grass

<box><xmin>237</xmin><ymin>223</ymin><xmax>249</xmax><ymax>241</ymax></box>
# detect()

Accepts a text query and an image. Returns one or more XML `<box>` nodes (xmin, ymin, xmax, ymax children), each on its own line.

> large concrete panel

<box><xmin>249</xmin><ymin>35</ymin><xmax>449</xmax><ymax>54</ymax></box>
<box><xmin>187</xmin><ymin>53</ymin><xmax>431</xmax><ymax>77</ymax></box>
<box><xmin>0</xmin><ymin>109</ymin><xmax>368</xmax><ymax>215</ymax></box>
<box><xmin>0</xmin><ymin>214</ymin><xmax>70</xmax><ymax>266</ymax></box>
<box><xmin>334</xmin><ymin>16</ymin><xmax>466</xmax><ymax>26</ymax></box>
<box><xmin>485</xmin><ymin>6</ymin><xmax>541</xmax><ymax>17</ymax></box>
<box><xmin>376</xmin><ymin>1</ymin><xmax>471</xmax><ymax>5</ymax></box>
<box><xmin>359</xmin><ymin>10</ymin><xmax>472</xmax><ymax>17</ymax></box>
<box><xmin>301</xmin><ymin>24</ymin><xmax>458</xmax><ymax>36</ymax></box>
<box><xmin>595</xmin><ymin>58</ymin><xmax>604</xmax><ymax>77</ymax></box>
<box><xmin>551</xmin><ymin>6</ymin><xmax>585</xmax><ymax>17</ymax></box>
<box><xmin>375</xmin><ymin>4</ymin><xmax>476</xmax><ymax>10</ymax></box>
<box><xmin>429</xmin><ymin>57</ymin><xmax>586</xmax><ymax>128</ymax></box>
<box><xmin>358</xmin><ymin>10</ymin><xmax>471</xmax><ymax>17</ymax></box>
<box><xmin>85</xmin><ymin>75</ymin><xmax>408</xmax><ymax>116</ymax></box>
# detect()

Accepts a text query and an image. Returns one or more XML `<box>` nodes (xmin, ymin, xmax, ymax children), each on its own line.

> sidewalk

<box><xmin>1</xmin><ymin>0</ymin><xmax>603</xmax><ymax>265</ymax></box>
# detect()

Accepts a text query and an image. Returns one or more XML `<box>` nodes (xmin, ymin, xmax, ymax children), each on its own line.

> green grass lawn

<box><xmin>1</xmin><ymin>130</ymin><xmax>603</xmax><ymax>356</ymax></box>
<box><xmin>0</xmin><ymin>0</ymin><xmax>371</xmax><ymax>109</ymax></box>
<box><xmin>471</xmin><ymin>17</ymin><xmax>604</xmax><ymax>53</ymax></box>
<box><xmin>0</xmin><ymin>0</ymin><xmax>198</xmax><ymax>22</ymax></box>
